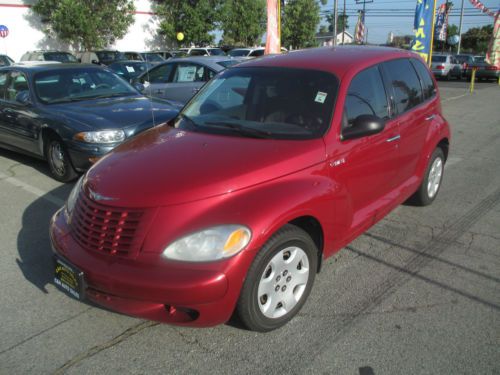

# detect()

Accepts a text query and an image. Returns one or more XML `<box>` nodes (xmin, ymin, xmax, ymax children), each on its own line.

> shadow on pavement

<box><xmin>16</xmin><ymin>183</ymin><xmax>73</xmax><ymax>294</ymax></box>
<box><xmin>0</xmin><ymin>148</ymin><xmax>54</xmax><ymax>180</ymax></box>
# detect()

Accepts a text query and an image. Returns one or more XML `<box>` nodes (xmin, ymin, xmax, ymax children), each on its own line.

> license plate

<box><xmin>54</xmin><ymin>257</ymin><xmax>85</xmax><ymax>300</ymax></box>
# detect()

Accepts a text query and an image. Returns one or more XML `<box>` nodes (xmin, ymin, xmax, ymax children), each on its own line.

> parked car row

<box><xmin>431</xmin><ymin>53</ymin><xmax>499</xmax><ymax>81</ymax></box>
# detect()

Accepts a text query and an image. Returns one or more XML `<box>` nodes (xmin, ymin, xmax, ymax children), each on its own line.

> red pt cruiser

<box><xmin>50</xmin><ymin>47</ymin><xmax>450</xmax><ymax>331</ymax></box>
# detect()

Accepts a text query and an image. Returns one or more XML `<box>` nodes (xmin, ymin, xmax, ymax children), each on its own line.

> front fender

<box><xmin>142</xmin><ymin>162</ymin><xmax>336</xmax><ymax>264</ymax></box>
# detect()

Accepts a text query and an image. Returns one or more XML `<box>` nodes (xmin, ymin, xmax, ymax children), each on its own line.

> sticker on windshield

<box><xmin>126</xmin><ymin>65</ymin><xmax>135</xmax><ymax>73</ymax></box>
<box><xmin>315</xmin><ymin>92</ymin><xmax>327</xmax><ymax>103</ymax></box>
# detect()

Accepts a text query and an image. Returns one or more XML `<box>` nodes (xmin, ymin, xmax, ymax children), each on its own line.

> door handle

<box><xmin>386</xmin><ymin>135</ymin><xmax>401</xmax><ymax>143</ymax></box>
<box><xmin>425</xmin><ymin>114</ymin><xmax>436</xmax><ymax>121</ymax></box>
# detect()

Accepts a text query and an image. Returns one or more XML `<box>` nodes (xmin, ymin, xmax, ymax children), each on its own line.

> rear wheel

<box><xmin>45</xmin><ymin>137</ymin><xmax>78</xmax><ymax>182</ymax></box>
<box><xmin>409</xmin><ymin>147</ymin><xmax>445</xmax><ymax>206</ymax></box>
<box><xmin>236</xmin><ymin>224</ymin><xmax>318</xmax><ymax>332</ymax></box>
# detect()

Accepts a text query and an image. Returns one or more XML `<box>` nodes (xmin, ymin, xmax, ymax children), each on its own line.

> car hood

<box><xmin>49</xmin><ymin>96</ymin><xmax>180</xmax><ymax>131</ymax></box>
<box><xmin>84</xmin><ymin>126</ymin><xmax>326</xmax><ymax>207</ymax></box>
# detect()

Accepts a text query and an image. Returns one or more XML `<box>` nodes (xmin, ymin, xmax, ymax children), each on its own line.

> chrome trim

<box><xmin>386</xmin><ymin>135</ymin><xmax>401</xmax><ymax>143</ymax></box>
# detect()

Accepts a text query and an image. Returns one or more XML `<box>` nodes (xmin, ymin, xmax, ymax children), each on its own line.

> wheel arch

<box><xmin>288</xmin><ymin>215</ymin><xmax>324</xmax><ymax>273</ymax></box>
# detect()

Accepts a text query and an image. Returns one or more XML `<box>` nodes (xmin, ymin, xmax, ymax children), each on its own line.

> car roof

<box><xmin>237</xmin><ymin>46</ymin><xmax>419</xmax><ymax>79</ymax></box>
<box><xmin>1</xmin><ymin>63</ymin><xmax>105</xmax><ymax>72</ymax></box>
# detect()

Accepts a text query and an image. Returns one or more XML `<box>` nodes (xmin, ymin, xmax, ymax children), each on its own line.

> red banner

<box><xmin>265</xmin><ymin>0</ymin><xmax>280</xmax><ymax>55</ymax></box>
<box><xmin>468</xmin><ymin>0</ymin><xmax>498</xmax><ymax>18</ymax></box>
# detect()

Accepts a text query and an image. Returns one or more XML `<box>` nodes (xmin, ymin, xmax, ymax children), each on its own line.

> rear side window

<box><xmin>142</xmin><ymin>64</ymin><xmax>173</xmax><ymax>84</ymax></box>
<box><xmin>0</xmin><ymin>71</ymin><xmax>8</xmax><ymax>100</ymax></box>
<box><xmin>344</xmin><ymin>65</ymin><xmax>389</xmax><ymax>127</ymax></box>
<box><xmin>411</xmin><ymin>58</ymin><xmax>436</xmax><ymax>100</ymax></box>
<box><xmin>383</xmin><ymin>59</ymin><xmax>423</xmax><ymax>115</ymax></box>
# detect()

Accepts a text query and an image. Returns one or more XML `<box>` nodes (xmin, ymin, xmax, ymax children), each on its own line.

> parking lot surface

<box><xmin>0</xmin><ymin>81</ymin><xmax>499</xmax><ymax>374</ymax></box>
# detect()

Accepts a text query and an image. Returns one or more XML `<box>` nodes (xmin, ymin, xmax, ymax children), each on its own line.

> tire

<box><xmin>45</xmin><ymin>137</ymin><xmax>78</xmax><ymax>182</ymax></box>
<box><xmin>409</xmin><ymin>147</ymin><xmax>445</xmax><ymax>206</ymax></box>
<box><xmin>236</xmin><ymin>224</ymin><xmax>318</xmax><ymax>332</ymax></box>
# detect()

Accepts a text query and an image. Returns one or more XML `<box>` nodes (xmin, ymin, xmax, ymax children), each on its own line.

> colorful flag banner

<box><xmin>435</xmin><ymin>3</ymin><xmax>452</xmax><ymax>41</ymax></box>
<box><xmin>468</xmin><ymin>0</ymin><xmax>498</xmax><ymax>18</ymax></box>
<box><xmin>354</xmin><ymin>11</ymin><xmax>366</xmax><ymax>44</ymax></box>
<box><xmin>485</xmin><ymin>12</ymin><xmax>500</xmax><ymax>68</ymax></box>
<box><xmin>411</xmin><ymin>0</ymin><xmax>434</xmax><ymax>63</ymax></box>
<box><xmin>265</xmin><ymin>0</ymin><xmax>280</xmax><ymax>54</ymax></box>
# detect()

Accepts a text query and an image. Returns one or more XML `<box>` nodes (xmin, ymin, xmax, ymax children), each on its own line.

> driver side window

<box><xmin>6</xmin><ymin>71</ymin><xmax>29</xmax><ymax>102</ymax></box>
<box><xmin>343</xmin><ymin>66</ymin><xmax>389</xmax><ymax>131</ymax></box>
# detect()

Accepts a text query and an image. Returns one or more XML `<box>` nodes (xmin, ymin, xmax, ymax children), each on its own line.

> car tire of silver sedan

<box><xmin>45</xmin><ymin>137</ymin><xmax>78</xmax><ymax>183</ymax></box>
<box><xmin>410</xmin><ymin>147</ymin><xmax>445</xmax><ymax>206</ymax></box>
<box><xmin>236</xmin><ymin>224</ymin><xmax>318</xmax><ymax>332</ymax></box>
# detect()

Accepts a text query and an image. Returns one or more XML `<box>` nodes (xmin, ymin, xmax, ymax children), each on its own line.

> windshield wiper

<box><xmin>204</xmin><ymin>121</ymin><xmax>272</xmax><ymax>139</ymax></box>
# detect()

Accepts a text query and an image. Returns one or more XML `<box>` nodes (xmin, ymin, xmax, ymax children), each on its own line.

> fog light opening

<box><xmin>164</xmin><ymin>305</ymin><xmax>199</xmax><ymax>323</ymax></box>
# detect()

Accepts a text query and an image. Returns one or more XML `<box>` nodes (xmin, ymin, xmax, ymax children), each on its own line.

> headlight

<box><xmin>65</xmin><ymin>176</ymin><xmax>84</xmax><ymax>216</ymax></box>
<box><xmin>163</xmin><ymin>225</ymin><xmax>251</xmax><ymax>262</ymax></box>
<box><xmin>74</xmin><ymin>130</ymin><xmax>125</xmax><ymax>144</ymax></box>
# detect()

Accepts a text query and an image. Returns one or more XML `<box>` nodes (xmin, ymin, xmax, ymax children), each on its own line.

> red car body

<box><xmin>50</xmin><ymin>47</ymin><xmax>450</xmax><ymax>327</ymax></box>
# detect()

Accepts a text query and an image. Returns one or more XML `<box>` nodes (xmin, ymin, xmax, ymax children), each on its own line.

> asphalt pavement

<box><xmin>0</xmin><ymin>80</ymin><xmax>499</xmax><ymax>375</ymax></box>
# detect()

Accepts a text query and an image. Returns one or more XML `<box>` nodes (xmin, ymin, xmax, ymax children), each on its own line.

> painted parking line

<box><xmin>0</xmin><ymin>171</ymin><xmax>64</xmax><ymax>207</ymax></box>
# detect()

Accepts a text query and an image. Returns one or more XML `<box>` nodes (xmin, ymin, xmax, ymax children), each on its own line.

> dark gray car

<box><xmin>136</xmin><ymin>56</ymin><xmax>243</xmax><ymax>104</ymax></box>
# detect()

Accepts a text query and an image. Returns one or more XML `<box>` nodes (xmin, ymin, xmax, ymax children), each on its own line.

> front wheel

<box><xmin>236</xmin><ymin>224</ymin><xmax>318</xmax><ymax>332</ymax></box>
<box><xmin>409</xmin><ymin>147</ymin><xmax>445</xmax><ymax>206</ymax></box>
<box><xmin>45</xmin><ymin>137</ymin><xmax>78</xmax><ymax>182</ymax></box>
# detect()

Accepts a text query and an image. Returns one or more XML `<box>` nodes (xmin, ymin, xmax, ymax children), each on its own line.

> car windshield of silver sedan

<box><xmin>34</xmin><ymin>68</ymin><xmax>139</xmax><ymax>104</ymax></box>
<box><xmin>178</xmin><ymin>67</ymin><xmax>338</xmax><ymax>139</ymax></box>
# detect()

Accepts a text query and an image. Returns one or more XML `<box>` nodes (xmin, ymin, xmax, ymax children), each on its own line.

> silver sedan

<box><xmin>137</xmin><ymin>56</ymin><xmax>243</xmax><ymax>104</ymax></box>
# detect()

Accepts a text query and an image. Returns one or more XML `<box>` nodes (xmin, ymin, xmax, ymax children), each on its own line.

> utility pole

<box><xmin>333</xmin><ymin>0</ymin><xmax>338</xmax><ymax>46</ymax></box>
<box><xmin>342</xmin><ymin>0</ymin><xmax>346</xmax><ymax>44</ymax></box>
<box><xmin>457</xmin><ymin>0</ymin><xmax>465</xmax><ymax>54</ymax></box>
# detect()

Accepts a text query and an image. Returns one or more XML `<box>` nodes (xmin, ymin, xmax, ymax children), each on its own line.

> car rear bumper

<box><xmin>466</xmin><ymin>70</ymin><xmax>500</xmax><ymax>79</ymax></box>
<box><xmin>49</xmin><ymin>208</ymin><xmax>252</xmax><ymax>327</ymax></box>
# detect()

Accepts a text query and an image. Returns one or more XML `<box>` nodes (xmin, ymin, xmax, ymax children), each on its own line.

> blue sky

<box><xmin>320</xmin><ymin>0</ymin><xmax>499</xmax><ymax>44</ymax></box>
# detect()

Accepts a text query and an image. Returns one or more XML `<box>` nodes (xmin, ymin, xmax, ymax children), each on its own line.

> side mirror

<box><xmin>91</xmin><ymin>59</ymin><xmax>99</xmax><ymax>65</ymax></box>
<box><xmin>342</xmin><ymin>114</ymin><xmax>385</xmax><ymax>141</ymax></box>
<box><xmin>15</xmin><ymin>90</ymin><xmax>32</xmax><ymax>106</ymax></box>
<box><xmin>133</xmin><ymin>82</ymin><xmax>145</xmax><ymax>92</ymax></box>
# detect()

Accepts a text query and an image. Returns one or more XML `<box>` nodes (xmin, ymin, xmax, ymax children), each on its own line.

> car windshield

<box><xmin>208</xmin><ymin>48</ymin><xmax>226</xmax><ymax>56</ymax></box>
<box><xmin>110</xmin><ymin>62</ymin><xmax>150</xmax><ymax>79</ymax></box>
<box><xmin>228</xmin><ymin>49</ymin><xmax>250</xmax><ymax>57</ymax></box>
<box><xmin>142</xmin><ymin>53</ymin><xmax>164</xmax><ymax>62</ymax></box>
<box><xmin>96</xmin><ymin>51</ymin><xmax>124</xmax><ymax>62</ymax></box>
<box><xmin>34</xmin><ymin>68</ymin><xmax>138</xmax><ymax>104</ymax></box>
<box><xmin>44</xmin><ymin>52</ymin><xmax>78</xmax><ymax>63</ymax></box>
<box><xmin>178</xmin><ymin>67</ymin><xmax>338</xmax><ymax>140</ymax></box>
<box><xmin>432</xmin><ymin>56</ymin><xmax>447</xmax><ymax>63</ymax></box>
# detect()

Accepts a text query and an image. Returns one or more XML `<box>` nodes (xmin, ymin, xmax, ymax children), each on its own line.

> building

<box><xmin>0</xmin><ymin>0</ymin><xmax>162</xmax><ymax>61</ymax></box>
<box><xmin>315</xmin><ymin>31</ymin><xmax>354</xmax><ymax>46</ymax></box>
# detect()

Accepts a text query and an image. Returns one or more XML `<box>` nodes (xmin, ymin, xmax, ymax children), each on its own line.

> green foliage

<box><xmin>219</xmin><ymin>0</ymin><xmax>266</xmax><ymax>46</ymax></box>
<box><xmin>326</xmin><ymin>13</ymin><xmax>349</xmax><ymax>34</ymax></box>
<box><xmin>32</xmin><ymin>0</ymin><xmax>135</xmax><ymax>50</ymax></box>
<box><xmin>461</xmin><ymin>24</ymin><xmax>493</xmax><ymax>54</ymax></box>
<box><xmin>154</xmin><ymin>0</ymin><xmax>222</xmax><ymax>47</ymax></box>
<box><xmin>281</xmin><ymin>0</ymin><xmax>323</xmax><ymax>49</ymax></box>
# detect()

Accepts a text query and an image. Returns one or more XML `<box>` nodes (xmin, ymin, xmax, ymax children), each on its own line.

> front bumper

<box><xmin>66</xmin><ymin>142</ymin><xmax>116</xmax><ymax>172</ymax></box>
<box><xmin>50</xmin><ymin>208</ymin><xmax>254</xmax><ymax>327</ymax></box>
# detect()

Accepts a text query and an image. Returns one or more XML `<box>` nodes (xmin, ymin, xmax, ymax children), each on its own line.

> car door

<box><xmin>164</xmin><ymin>62</ymin><xmax>212</xmax><ymax>103</ymax></box>
<box><xmin>0</xmin><ymin>70</ymin><xmax>40</xmax><ymax>154</ymax></box>
<box><xmin>381</xmin><ymin>58</ymin><xmax>430</xmax><ymax>191</ymax></box>
<box><xmin>329</xmin><ymin>65</ymin><xmax>400</xmax><ymax>237</ymax></box>
<box><xmin>141</xmin><ymin>63</ymin><xmax>174</xmax><ymax>98</ymax></box>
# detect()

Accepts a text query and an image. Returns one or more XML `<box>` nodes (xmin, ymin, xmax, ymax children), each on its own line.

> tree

<box><xmin>281</xmin><ymin>0</ymin><xmax>325</xmax><ymax>49</ymax></box>
<box><xmin>326</xmin><ymin>13</ymin><xmax>349</xmax><ymax>34</ymax></box>
<box><xmin>32</xmin><ymin>0</ymin><xmax>135</xmax><ymax>50</ymax></box>
<box><xmin>219</xmin><ymin>0</ymin><xmax>266</xmax><ymax>46</ymax></box>
<box><xmin>461</xmin><ymin>24</ymin><xmax>493</xmax><ymax>54</ymax></box>
<box><xmin>154</xmin><ymin>0</ymin><xmax>222</xmax><ymax>47</ymax></box>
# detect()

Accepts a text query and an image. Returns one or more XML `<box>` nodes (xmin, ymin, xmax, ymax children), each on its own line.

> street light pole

<box><xmin>342</xmin><ymin>0</ymin><xmax>346</xmax><ymax>44</ymax></box>
<box><xmin>457</xmin><ymin>0</ymin><xmax>465</xmax><ymax>54</ymax></box>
